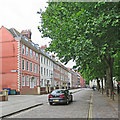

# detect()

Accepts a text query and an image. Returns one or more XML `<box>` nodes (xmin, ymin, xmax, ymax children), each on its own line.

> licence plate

<box><xmin>53</xmin><ymin>100</ymin><xmax>59</xmax><ymax>102</ymax></box>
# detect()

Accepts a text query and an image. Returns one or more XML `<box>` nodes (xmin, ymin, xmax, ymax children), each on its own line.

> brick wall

<box><xmin>20</xmin><ymin>88</ymin><xmax>37</xmax><ymax>95</ymax></box>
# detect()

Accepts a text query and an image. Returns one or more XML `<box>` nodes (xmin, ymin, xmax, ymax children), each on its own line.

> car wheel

<box><xmin>49</xmin><ymin>102</ymin><xmax>53</xmax><ymax>105</ymax></box>
<box><xmin>65</xmin><ymin>99</ymin><xmax>69</xmax><ymax>105</ymax></box>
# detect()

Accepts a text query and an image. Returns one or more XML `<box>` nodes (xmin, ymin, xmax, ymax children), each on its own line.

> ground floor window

<box><xmin>37</xmin><ymin>78</ymin><xmax>39</xmax><ymax>86</ymax></box>
<box><xmin>41</xmin><ymin>79</ymin><xmax>43</xmax><ymax>86</ymax></box>
<box><xmin>27</xmin><ymin>76</ymin><xmax>29</xmax><ymax>86</ymax></box>
<box><xmin>34</xmin><ymin>78</ymin><xmax>36</xmax><ymax>86</ymax></box>
<box><xmin>30</xmin><ymin>77</ymin><xmax>34</xmax><ymax>88</ymax></box>
<box><xmin>22</xmin><ymin>75</ymin><xmax>25</xmax><ymax>86</ymax></box>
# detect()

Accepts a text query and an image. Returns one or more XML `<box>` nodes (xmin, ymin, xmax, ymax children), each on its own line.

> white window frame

<box><xmin>47</xmin><ymin>59</ymin><xmax>48</xmax><ymax>66</ymax></box>
<box><xmin>30</xmin><ymin>49</ymin><xmax>32</xmax><ymax>58</ymax></box>
<box><xmin>47</xmin><ymin>69</ymin><xmax>48</xmax><ymax>76</ymax></box>
<box><xmin>30</xmin><ymin>62</ymin><xmax>32</xmax><ymax>72</ymax></box>
<box><xmin>22</xmin><ymin>44</ymin><xmax>25</xmax><ymax>55</ymax></box>
<box><xmin>37</xmin><ymin>65</ymin><xmax>38</xmax><ymax>74</ymax></box>
<box><xmin>26</xmin><ymin>47</ymin><xmax>29</xmax><ymax>56</ymax></box>
<box><xmin>41</xmin><ymin>67</ymin><xmax>43</xmax><ymax>75</ymax></box>
<box><xmin>41</xmin><ymin>79</ymin><xmax>43</xmax><ymax>86</ymax></box>
<box><xmin>41</xmin><ymin>56</ymin><xmax>43</xmax><ymax>63</ymax></box>
<box><xmin>34</xmin><ymin>78</ymin><xmax>36</xmax><ymax>86</ymax></box>
<box><xmin>22</xmin><ymin>59</ymin><xmax>25</xmax><ymax>70</ymax></box>
<box><xmin>44</xmin><ymin>68</ymin><xmax>46</xmax><ymax>75</ymax></box>
<box><xmin>33</xmin><ymin>51</ymin><xmax>35</xmax><ymax>60</ymax></box>
<box><xmin>49</xmin><ymin>61</ymin><xmax>50</xmax><ymax>66</ymax></box>
<box><xmin>27</xmin><ymin>76</ymin><xmax>29</xmax><ymax>86</ymax></box>
<box><xmin>26</xmin><ymin>61</ymin><xmax>29</xmax><ymax>71</ymax></box>
<box><xmin>44</xmin><ymin>57</ymin><xmax>45</xmax><ymax>64</ymax></box>
<box><xmin>36</xmin><ymin>53</ymin><xmax>38</xmax><ymax>61</ymax></box>
<box><xmin>37</xmin><ymin>78</ymin><xmax>39</xmax><ymax>86</ymax></box>
<box><xmin>34</xmin><ymin>64</ymin><xmax>36</xmax><ymax>73</ymax></box>
<box><xmin>44</xmin><ymin>79</ymin><xmax>46</xmax><ymax>86</ymax></box>
<box><xmin>49</xmin><ymin>70</ymin><xmax>51</xmax><ymax>77</ymax></box>
<box><xmin>22</xmin><ymin>75</ymin><xmax>25</xmax><ymax>86</ymax></box>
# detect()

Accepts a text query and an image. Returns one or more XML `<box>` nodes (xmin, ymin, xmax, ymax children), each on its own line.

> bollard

<box><xmin>37</xmin><ymin>86</ymin><xmax>41</xmax><ymax>95</ymax></box>
<box><xmin>3</xmin><ymin>90</ymin><xmax>9</xmax><ymax>101</ymax></box>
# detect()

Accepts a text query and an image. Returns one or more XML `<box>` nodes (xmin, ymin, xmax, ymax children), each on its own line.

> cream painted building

<box><xmin>39</xmin><ymin>49</ymin><xmax>54</xmax><ymax>88</ymax></box>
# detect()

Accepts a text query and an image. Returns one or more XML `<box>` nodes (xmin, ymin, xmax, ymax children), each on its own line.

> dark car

<box><xmin>48</xmin><ymin>89</ymin><xmax>73</xmax><ymax>105</ymax></box>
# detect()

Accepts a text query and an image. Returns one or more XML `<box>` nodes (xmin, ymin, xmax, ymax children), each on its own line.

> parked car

<box><xmin>48</xmin><ymin>89</ymin><xmax>73</xmax><ymax>105</ymax></box>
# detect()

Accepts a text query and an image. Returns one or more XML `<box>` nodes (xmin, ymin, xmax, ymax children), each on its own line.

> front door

<box><xmin>30</xmin><ymin>79</ymin><xmax>34</xmax><ymax>88</ymax></box>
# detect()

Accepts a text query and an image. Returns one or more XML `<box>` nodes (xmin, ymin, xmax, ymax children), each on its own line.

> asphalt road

<box><xmin>8</xmin><ymin>89</ymin><xmax>92</xmax><ymax>118</ymax></box>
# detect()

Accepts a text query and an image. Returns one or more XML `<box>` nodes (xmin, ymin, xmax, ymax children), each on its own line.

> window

<box><xmin>49</xmin><ymin>70</ymin><xmax>51</xmax><ymax>76</ymax></box>
<box><xmin>26</xmin><ymin>47</ymin><xmax>29</xmax><ymax>56</ymax></box>
<box><xmin>41</xmin><ymin>79</ymin><xmax>43</xmax><ymax>86</ymax></box>
<box><xmin>22</xmin><ymin>59</ymin><xmax>25</xmax><ymax>70</ymax></box>
<box><xmin>37</xmin><ymin>65</ymin><xmax>38</xmax><ymax>74</ymax></box>
<box><xmin>47</xmin><ymin>59</ymin><xmax>48</xmax><ymax>66</ymax></box>
<box><xmin>47</xmin><ymin>69</ymin><xmax>48</xmax><ymax>76</ymax></box>
<box><xmin>37</xmin><ymin>78</ymin><xmax>39</xmax><ymax>86</ymax></box>
<box><xmin>41</xmin><ymin>67</ymin><xmax>43</xmax><ymax>75</ymax></box>
<box><xmin>26</xmin><ymin>61</ymin><xmax>29</xmax><ymax>71</ymax></box>
<box><xmin>30</xmin><ymin>49</ymin><xmax>32</xmax><ymax>58</ymax></box>
<box><xmin>44</xmin><ymin>79</ymin><xmax>46</xmax><ymax>86</ymax></box>
<box><xmin>22</xmin><ymin>45</ymin><xmax>25</xmax><ymax>55</ymax></box>
<box><xmin>49</xmin><ymin>61</ymin><xmax>50</xmax><ymax>66</ymax></box>
<box><xmin>34</xmin><ymin>64</ymin><xmax>36</xmax><ymax>73</ymax></box>
<box><xmin>41</xmin><ymin>56</ymin><xmax>43</xmax><ymax>63</ymax></box>
<box><xmin>27</xmin><ymin>76</ymin><xmax>29</xmax><ymax>86</ymax></box>
<box><xmin>36</xmin><ymin>53</ymin><xmax>38</xmax><ymax>61</ymax></box>
<box><xmin>44</xmin><ymin>68</ymin><xmax>46</xmax><ymax>75</ymax></box>
<box><xmin>30</xmin><ymin>62</ymin><xmax>32</xmax><ymax>72</ymax></box>
<box><xmin>22</xmin><ymin>76</ymin><xmax>25</xmax><ymax>86</ymax></box>
<box><xmin>44</xmin><ymin>57</ymin><xmax>45</xmax><ymax>64</ymax></box>
<box><xmin>34</xmin><ymin>78</ymin><xmax>36</xmax><ymax>86</ymax></box>
<box><xmin>33</xmin><ymin>51</ymin><xmax>35</xmax><ymax>60</ymax></box>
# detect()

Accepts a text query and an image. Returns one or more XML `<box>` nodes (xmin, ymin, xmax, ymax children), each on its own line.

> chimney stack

<box><xmin>21</xmin><ymin>29</ymin><xmax>32</xmax><ymax>39</ymax></box>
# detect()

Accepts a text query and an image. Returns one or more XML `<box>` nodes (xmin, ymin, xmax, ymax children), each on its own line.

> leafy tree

<box><xmin>38</xmin><ymin>2</ymin><xmax>120</xmax><ymax>92</ymax></box>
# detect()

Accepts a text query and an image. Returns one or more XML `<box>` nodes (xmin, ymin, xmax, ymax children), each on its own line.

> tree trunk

<box><xmin>104</xmin><ymin>55</ymin><xmax>114</xmax><ymax>97</ymax></box>
<box><xmin>96</xmin><ymin>77</ymin><xmax>100</xmax><ymax>91</ymax></box>
<box><xmin>104</xmin><ymin>70</ymin><xmax>107</xmax><ymax>91</ymax></box>
<box><xmin>101</xmin><ymin>78</ymin><xmax>104</xmax><ymax>94</ymax></box>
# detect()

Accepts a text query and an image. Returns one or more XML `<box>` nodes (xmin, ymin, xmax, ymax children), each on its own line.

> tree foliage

<box><xmin>38</xmin><ymin>2</ymin><xmax>120</xmax><ymax>89</ymax></box>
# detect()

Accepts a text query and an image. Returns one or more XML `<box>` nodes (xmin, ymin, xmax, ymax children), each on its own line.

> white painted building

<box><xmin>39</xmin><ymin>49</ymin><xmax>54</xmax><ymax>88</ymax></box>
<box><xmin>89</xmin><ymin>78</ymin><xmax>118</xmax><ymax>89</ymax></box>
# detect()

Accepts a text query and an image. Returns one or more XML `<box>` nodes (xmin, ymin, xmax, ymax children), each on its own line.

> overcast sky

<box><xmin>0</xmin><ymin>0</ymin><xmax>76</xmax><ymax>68</ymax></box>
<box><xmin>0</xmin><ymin>0</ymin><xmax>50</xmax><ymax>46</ymax></box>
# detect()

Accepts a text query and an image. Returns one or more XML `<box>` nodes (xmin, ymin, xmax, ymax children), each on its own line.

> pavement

<box><xmin>0</xmin><ymin>88</ymin><xmax>119</xmax><ymax>119</ymax></box>
<box><xmin>92</xmin><ymin>91</ymin><xmax>119</xmax><ymax>119</ymax></box>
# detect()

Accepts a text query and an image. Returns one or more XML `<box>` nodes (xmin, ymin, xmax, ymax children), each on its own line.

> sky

<box><xmin>0</xmin><ymin>0</ymin><xmax>76</xmax><ymax>68</ymax></box>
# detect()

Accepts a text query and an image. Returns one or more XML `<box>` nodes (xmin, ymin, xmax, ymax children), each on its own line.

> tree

<box><xmin>38</xmin><ymin>2</ymin><xmax>120</xmax><ymax>92</ymax></box>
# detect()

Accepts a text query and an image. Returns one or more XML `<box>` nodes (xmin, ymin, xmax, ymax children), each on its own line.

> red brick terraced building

<box><xmin>0</xmin><ymin>26</ymin><xmax>83</xmax><ymax>95</ymax></box>
<box><xmin>0</xmin><ymin>26</ymin><xmax>40</xmax><ymax>94</ymax></box>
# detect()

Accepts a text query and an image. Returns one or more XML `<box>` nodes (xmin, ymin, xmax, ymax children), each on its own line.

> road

<box><xmin>8</xmin><ymin>88</ymin><xmax>92</xmax><ymax>118</ymax></box>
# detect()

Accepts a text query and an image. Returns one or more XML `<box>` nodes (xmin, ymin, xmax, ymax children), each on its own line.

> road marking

<box><xmin>88</xmin><ymin>92</ymin><xmax>93</xmax><ymax>120</ymax></box>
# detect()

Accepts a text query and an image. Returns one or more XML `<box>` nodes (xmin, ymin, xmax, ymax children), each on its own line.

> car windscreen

<box><xmin>51</xmin><ymin>90</ymin><xmax>65</xmax><ymax>94</ymax></box>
